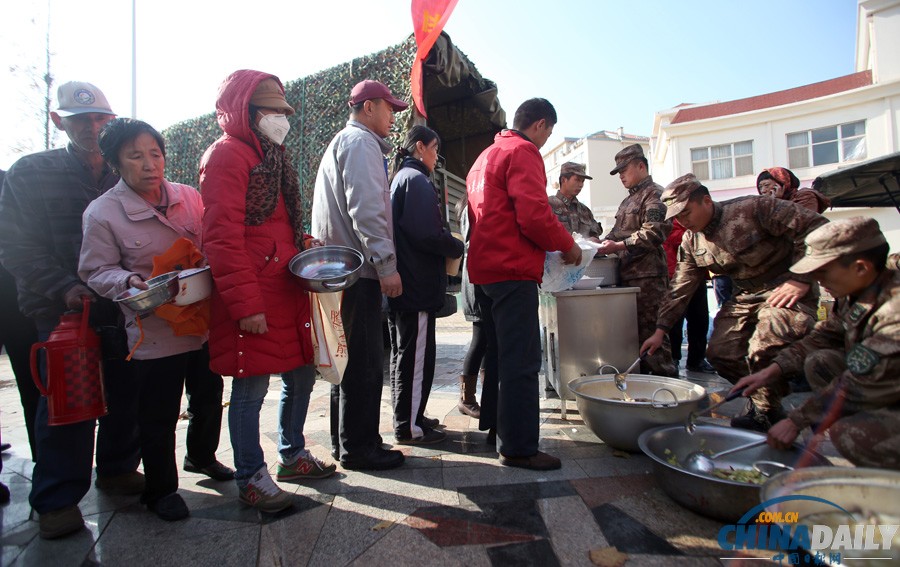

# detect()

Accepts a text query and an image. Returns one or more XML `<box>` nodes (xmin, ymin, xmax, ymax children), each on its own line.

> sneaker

<box><xmin>686</xmin><ymin>359</ymin><xmax>717</xmax><ymax>373</ymax></box>
<box><xmin>147</xmin><ymin>492</ymin><xmax>189</xmax><ymax>521</ymax></box>
<box><xmin>395</xmin><ymin>427</ymin><xmax>446</xmax><ymax>445</ymax></box>
<box><xmin>239</xmin><ymin>467</ymin><xmax>293</xmax><ymax>513</ymax></box>
<box><xmin>499</xmin><ymin>451</ymin><xmax>562</xmax><ymax>471</ymax></box>
<box><xmin>276</xmin><ymin>451</ymin><xmax>337</xmax><ymax>481</ymax></box>
<box><xmin>39</xmin><ymin>505</ymin><xmax>84</xmax><ymax>539</ymax></box>
<box><xmin>95</xmin><ymin>471</ymin><xmax>145</xmax><ymax>495</ymax></box>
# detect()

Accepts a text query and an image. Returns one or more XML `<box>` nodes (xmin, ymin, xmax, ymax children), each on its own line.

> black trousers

<box><xmin>184</xmin><ymin>344</ymin><xmax>225</xmax><ymax>466</ymax></box>
<box><xmin>476</xmin><ymin>281</ymin><xmax>542</xmax><ymax>458</ymax></box>
<box><xmin>0</xmin><ymin>273</ymin><xmax>39</xmax><ymax>458</ymax></box>
<box><xmin>330</xmin><ymin>278</ymin><xmax>385</xmax><ymax>460</ymax></box>
<box><xmin>668</xmin><ymin>285</ymin><xmax>710</xmax><ymax>366</ymax></box>
<box><xmin>128</xmin><ymin>354</ymin><xmax>188</xmax><ymax>504</ymax></box>
<box><xmin>388</xmin><ymin>310</ymin><xmax>436</xmax><ymax>438</ymax></box>
<box><xmin>462</xmin><ymin>321</ymin><xmax>487</xmax><ymax>377</ymax></box>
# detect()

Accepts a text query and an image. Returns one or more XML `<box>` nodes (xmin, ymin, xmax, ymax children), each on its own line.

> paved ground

<box><xmin>0</xmin><ymin>309</ymin><xmax>848</xmax><ymax>566</ymax></box>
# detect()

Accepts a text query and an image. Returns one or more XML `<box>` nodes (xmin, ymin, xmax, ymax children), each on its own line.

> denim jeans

<box><xmin>228</xmin><ymin>365</ymin><xmax>315</xmax><ymax>486</ymax></box>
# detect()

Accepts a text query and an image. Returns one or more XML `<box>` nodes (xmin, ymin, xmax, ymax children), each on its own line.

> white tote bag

<box><xmin>310</xmin><ymin>291</ymin><xmax>348</xmax><ymax>384</ymax></box>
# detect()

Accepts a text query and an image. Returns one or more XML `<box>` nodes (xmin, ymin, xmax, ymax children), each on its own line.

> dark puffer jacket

<box><xmin>387</xmin><ymin>157</ymin><xmax>463</xmax><ymax>313</ymax></box>
<box><xmin>199</xmin><ymin>70</ymin><xmax>312</xmax><ymax>377</ymax></box>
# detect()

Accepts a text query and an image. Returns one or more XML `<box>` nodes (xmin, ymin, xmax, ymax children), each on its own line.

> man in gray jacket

<box><xmin>311</xmin><ymin>80</ymin><xmax>407</xmax><ymax>471</ymax></box>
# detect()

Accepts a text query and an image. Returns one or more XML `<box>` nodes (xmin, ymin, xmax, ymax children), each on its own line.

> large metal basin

<box><xmin>289</xmin><ymin>245</ymin><xmax>363</xmax><ymax>293</ymax></box>
<box><xmin>569</xmin><ymin>374</ymin><xmax>706</xmax><ymax>451</ymax></box>
<box><xmin>639</xmin><ymin>425</ymin><xmax>831</xmax><ymax>522</ymax></box>
<box><xmin>761</xmin><ymin>467</ymin><xmax>900</xmax><ymax>564</ymax></box>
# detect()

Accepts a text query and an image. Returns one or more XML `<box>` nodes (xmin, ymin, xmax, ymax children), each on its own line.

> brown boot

<box><xmin>457</xmin><ymin>374</ymin><xmax>481</xmax><ymax>418</ymax></box>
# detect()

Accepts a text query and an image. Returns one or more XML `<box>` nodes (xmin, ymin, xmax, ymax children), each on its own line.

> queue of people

<box><xmin>1</xmin><ymin>73</ymin><xmax>898</xmax><ymax>542</ymax></box>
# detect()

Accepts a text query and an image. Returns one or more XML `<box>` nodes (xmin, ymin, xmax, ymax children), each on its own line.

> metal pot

<box><xmin>114</xmin><ymin>271</ymin><xmax>179</xmax><ymax>314</ymax></box>
<box><xmin>760</xmin><ymin>467</ymin><xmax>900</xmax><ymax>564</ymax></box>
<box><xmin>584</xmin><ymin>255</ymin><xmax>619</xmax><ymax>286</ymax></box>
<box><xmin>568</xmin><ymin>374</ymin><xmax>706</xmax><ymax>451</ymax></box>
<box><xmin>288</xmin><ymin>245</ymin><xmax>364</xmax><ymax>293</ymax></box>
<box><xmin>638</xmin><ymin>425</ymin><xmax>832</xmax><ymax>522</ymax></box>
<box><xmin>173</xmin><ymin>266</ymin><xmax>212</xmax><ymax>306</ymax></box>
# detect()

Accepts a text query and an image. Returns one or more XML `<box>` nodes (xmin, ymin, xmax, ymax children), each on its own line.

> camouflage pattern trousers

<box><xmin>707</xmin><ymin>292</ymin><xmax>816</xmax><ymax>414</ymax></box>
<box><xmin>626</xmin><ymin>276</ymin><xmax>677</xmax><ymax>377</ymax></box>
<box><xmin>806</xmin><ymin>349</ymin><xmax>900</xmax><ymax>470</ymax></box>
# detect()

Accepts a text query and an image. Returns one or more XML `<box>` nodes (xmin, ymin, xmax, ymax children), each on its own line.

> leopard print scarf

<box><xmin>245</xmin><ymin>128</ymin><xmax>305</xmax><ymax>249</ymax></box>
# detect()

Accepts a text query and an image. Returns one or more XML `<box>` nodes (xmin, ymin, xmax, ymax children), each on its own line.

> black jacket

<box><xmin>0</xmin><ymin>146</ymin><xmax>118</xmax><ymax>322</ymax></box>
<box><xmin>387</xmin><ymin>158</ymin><xmax>463</xmax><ymax>313</ymax></box>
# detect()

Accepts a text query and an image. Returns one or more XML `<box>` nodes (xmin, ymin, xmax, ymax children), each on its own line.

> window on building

<box><xmin>691</xmin><ymin>141</ymin><xmax>753</xmax><ymax>180</ymax></box>
<box><xmin>787</xmin><ymin>120</ymin><xmax>866</xmax><ymax>169</ymax></box>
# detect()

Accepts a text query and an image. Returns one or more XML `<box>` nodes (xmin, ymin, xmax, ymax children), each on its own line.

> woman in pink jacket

<box><xmin>79</xmin><ymin>118</ymin><xmax>231</xmax><ymax>521</ymax></box>
<box><xmin>200</xmin><ymin>70</ymin><xmax>335</xmax><ymax>513</ymax></box>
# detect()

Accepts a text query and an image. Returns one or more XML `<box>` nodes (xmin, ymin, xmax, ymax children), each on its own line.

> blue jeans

<box><xmin>30</xmin><ymin>318</ymin><xmax>141</xmax><ymax>514</ymax></box>
<box><xmin>228</xmin><ymin>365</ymin><xmax>315</xmax><ymax>486</ymax></box>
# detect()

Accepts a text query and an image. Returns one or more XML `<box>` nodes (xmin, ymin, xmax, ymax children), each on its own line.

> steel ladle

<box><xmin>685</xmin><ymin>387</ymin><xmax>746</xmax><ymax>434</ymax></box>
<box><xmin>683</xmin><ymin>439</ymin><xmax>768</xmax><ymax>474</ymax></box>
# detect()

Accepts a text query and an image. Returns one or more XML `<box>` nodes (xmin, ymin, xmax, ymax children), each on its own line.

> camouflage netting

<box><xmin>162</xmin><ymin>33</ymin><xmax>506</xmax><ymax>231</ymax></box>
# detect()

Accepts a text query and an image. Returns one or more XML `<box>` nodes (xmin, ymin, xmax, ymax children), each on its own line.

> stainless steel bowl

<box><xmin>584</xmin><ymin>255</ymin><xmax>619</xmax><ymax>286</ymax></box>
<box><xmin>289</xmin><ymin>246</ymin><xmax>364</xmax><ymax>293</ymax></box>
<box><xmin>760</xmin><ymin>467</ymin><xmax>900</xmax><ymax>564</ymax></box>
<box><xmin>569</xmin><ymin>374</ymin><xmax>706</xmax><ymax>452</ymax></box>
<box><xmin>113</xmin><ymin>271</ymin><xmax>179</xmax><ymax>314</ymax></box>
<box><xmin>638</xmin><ymin>424</ymin><xmax>832</xmax><ymax>522</ymax></box>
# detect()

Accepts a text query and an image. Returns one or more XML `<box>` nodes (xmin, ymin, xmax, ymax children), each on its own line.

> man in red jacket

<box><xmin>466</xmin><ymin>98</ymin><xmax>581</xmax><ymax>471</ymax></box>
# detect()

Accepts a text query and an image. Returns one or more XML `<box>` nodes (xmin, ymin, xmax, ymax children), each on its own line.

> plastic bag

<box><xmin>539</xmin><ymin>236</ymin><xmax>601</xmax><ymax>293</ymax></box>
<box><xmin>310</xmin><ymin>291</ymin><xmax>348</xmax><ymax>384</ymax></box>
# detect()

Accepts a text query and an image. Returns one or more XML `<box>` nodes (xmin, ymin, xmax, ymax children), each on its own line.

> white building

<box><xmin>543</xmin><ymin>130</ymin><xmax>650</xmax><ymax>233</ymax></box>
<box><xmin>650</xmin><ymin>0</ymin><xmax>900</xmax><ymax>248</ymax></box>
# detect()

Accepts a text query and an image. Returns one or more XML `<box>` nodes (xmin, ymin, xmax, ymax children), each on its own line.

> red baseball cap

<box><xmin>348</xmin><ymin>80</ymin><xmax>408</xmax><ymax>111</ymax></box>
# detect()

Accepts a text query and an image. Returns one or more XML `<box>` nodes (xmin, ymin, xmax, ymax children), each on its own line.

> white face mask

<box><xmin>257</xmin><ymin>114</ymin><xmax>290</xmax><ymax>145</ymax></box>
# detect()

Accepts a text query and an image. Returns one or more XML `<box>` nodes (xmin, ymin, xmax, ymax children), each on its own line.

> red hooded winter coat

<box><xmin>199</xmin><ymin>70</ymin><xmax>313</xmax><ymax>377</ymax></box>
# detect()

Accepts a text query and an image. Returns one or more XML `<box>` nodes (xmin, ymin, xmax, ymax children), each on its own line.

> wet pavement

<box><xmin>0</xmin><ymin>310</ymin><xmax>848</xmax><ymax>566</ymax></box>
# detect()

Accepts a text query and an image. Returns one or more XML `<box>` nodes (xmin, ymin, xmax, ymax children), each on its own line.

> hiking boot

<box><xmin>730</xmin><ymin>401</ymin><xmax>785</xmax><ymax>433</ymax></box>
<box><xmin>686</xmin><ymin>359</ymin><xmax>716</xmax><ymax>373</ymax></box>
<box><xmin>499</xmin><ymin>451</ymin><xmax>561</xmax><ymax>471</ymax></box>
<box><xmin>276</xmin><ymin>451</ymin><xmax>337</xmax><ymax>481</ymax></box>
<box><xmin>184</xmin><ymin>457</ymin><xmax>235</xmax><ymax>481</ymax></box>
<box><xmin>420</xmin><ymin>416</ymin><xmax>441</xmax><ymax>429</ymax></box>
<box><xmin>395</xmin><ymin>427</ymin><xmax>446</xmax><ymax>445</ymax></box>
<box><xmin>457</xmin><ymin>374</ymin><xmax>481</xmax><ymax>418</ymax></box>
<box><xmin>239</xmin><ymin>466</ymin><xmax>293</xmax><ymax>513</ymax></box>
<box><xmin>146</xmin><ymin>492</ymin><xmax>189</xmax><ymax>521</ymax></box>
<box><xmin>39</xmin><ymin>505</ymin><xmax>84</xmax><ymax>539</ymax></box>
<box><xmin>95</xmin><ymin>471</ymin><xmax>145</xmax><ymax>495</ymax></box>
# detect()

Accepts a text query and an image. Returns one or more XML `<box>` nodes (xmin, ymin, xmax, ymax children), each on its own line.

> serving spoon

<box><xmin>683</xmin><ymin>438</ymin><xmax>768</xmax><ymax>475</ymax></box>
<box><xmin>685</xmin><ymin>387</ymin><xmax>746</xmax><ymax>435</ymax></box>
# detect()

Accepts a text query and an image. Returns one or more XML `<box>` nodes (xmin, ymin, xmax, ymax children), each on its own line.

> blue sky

<box><xmin>1</xmin><ymin>0</ymin><xmax>858</xmax><ymax>169</ymax></box>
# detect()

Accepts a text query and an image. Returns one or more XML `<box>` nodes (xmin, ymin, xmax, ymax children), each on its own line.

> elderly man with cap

<box><xmin>642</xmin><ymin>173</ymin><xmax>829</xmax><ymax>432</ymax></box>
<box><xmin>730</xmin><ymin>217</ymin><xmax>900</xmax><ymax>469</ymax></box>
<box><xmin>0</xmin><ymin>81</ymin><xmax>143</xmax><ymax>538</ymax></box>
<box><xmin>311</xmin><ymin>79</ymin><xmax>408</xmax><ymax>471</ymax></box>
<box><xmin>595</xmin><ymin>144</ymin><xmax>677</xmax><ymax>377</ymax></box>
<box><xmin>548</xmin><ymin>162</ymin><xmax>602</xmax><ymax>239</ymax></box>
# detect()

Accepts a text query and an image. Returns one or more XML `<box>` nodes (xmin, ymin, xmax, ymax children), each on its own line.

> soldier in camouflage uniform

<box><xmin>732</xmin><ymin>217</ymin><xmax>899</xmax><ymax>469</ymax></box>
<box><xmin>548</xmin><ymin>162</ymin><xmax>602</xmax><ymax>239</ymax></box>
<box><xmin>596</xmin><ymin>144</ymin><xmax>676</xmax><ymax>377</ymax></box>
<box><xmin>642</xmin><ymin>173</ymin><xmax>829</xmax><ymax>431</ymax></box>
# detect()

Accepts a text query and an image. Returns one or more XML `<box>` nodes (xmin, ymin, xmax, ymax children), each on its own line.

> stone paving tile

<box><xmin>484</xmin><ymin>538</ymin><xmax>560</xmax><ymax>566</ymax></box>
<box><xmin>441</xmin><ymin>460</ymin><xmax>588</xmax><ymax>491</ymax></box>
<box><xmin>258</xmin><ymin>502</ymin><xmax>330</xmax><ymax>567</ymax></box>
<box><xmin>457</xmin><ymin>480</ymin><xmax>577</xmax><ymax>508</ymax></box>
<box><xmin>539</xmin><ymin>494</ymin><xmax>609</xmax><ymax>566</ymax></box>
<box><xmin>350</xmin><ymin>522</ymin><xmax>466</xmax><ymax>567</ymax></box>
<box><xmin>573</xmin><ymin>453</ymin><xmax>655</xmax><ymax>478</ymax></box>
<box><xmin>6</xmin><ymin>510</ymin><xmax>113</xmax><ymax>567</ymax></box>
<box><xmin>407</xmin><ymin>499</ymin><xmax>548</xmax><ymax>547</ymax></box>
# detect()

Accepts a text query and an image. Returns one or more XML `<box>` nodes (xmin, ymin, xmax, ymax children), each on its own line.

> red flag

<box><xmin>410</xmin><ymin>0</ymin><xmax>459</xmax><ymax>117</ymax></box>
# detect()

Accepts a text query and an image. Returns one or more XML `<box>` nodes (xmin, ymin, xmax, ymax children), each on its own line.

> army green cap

<box><xmin>609</xmin><ymin>144</ymin><xmax>645</xmax><ymax>175</ymax></box>
<box><xmin>661</xmin><ymin>173</ymin><xmax>702</xmax><ymax>220</ymax></box>
<box><xmin>791</xmin><ymin>217</ymin><xmax>887</xmax><ymax>274</ymax></box>
<box><xmin>561</xmin><ymin>162</ymin><xmax>592</xmax><ymax>179</ymax></box>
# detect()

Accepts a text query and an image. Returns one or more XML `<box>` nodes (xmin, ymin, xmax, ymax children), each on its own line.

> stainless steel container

<box><xmin>584</xmin><ymin>255</ymin><xmax>619</xmax><ymax>286</ymax></box>
<box><xmin>539</xmin><ymin>286</ymin><xmax>639</xmax><ymax>417</ymax></box>
<box><xmin>638</xmin><ymin>425</ymin><xmax>832</xmax><ymax>522</ymax></box>
<box><xmin>114</xmin><ymin>271</ymin><xmax>179</xmax><ymax>314</ymax></box>
<box><xmin>289</xmin><ymin>246</ymin><xmax>364</xmax><ymax>293</ymax></box>
<box><xmin>569</xmin><ymin>374</ymin><xmax>706</xmax><ymax>452</ymax></box>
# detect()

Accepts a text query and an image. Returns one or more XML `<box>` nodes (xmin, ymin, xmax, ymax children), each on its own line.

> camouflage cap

<box><xmin>791</xmin><ymin>217</ymin><xmax>887</xmax><ymax>274</ymax></box>
<box><xmin>609</xmin><ymin>144</ymin><xmax>645</xmax><ymax>175</ymax></box>
<box><xmin>561</xmin><ymin>162</ymin><xmax>592</xmax><ymax>179</ymax></box>
<box><xmin>661</xmin><ymin>173</ymin><xmax>702</xmax><ymax>220</ymax></box>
